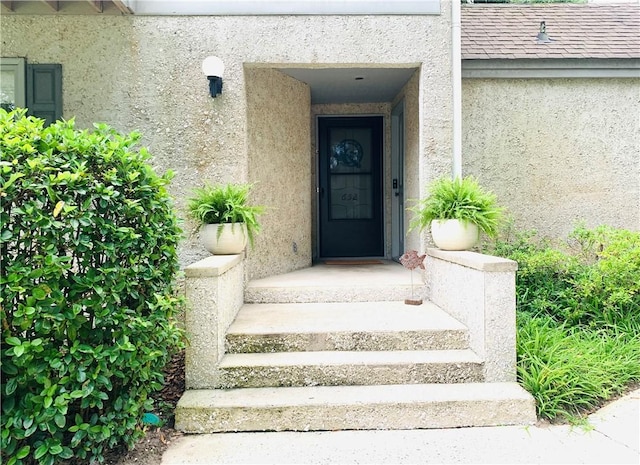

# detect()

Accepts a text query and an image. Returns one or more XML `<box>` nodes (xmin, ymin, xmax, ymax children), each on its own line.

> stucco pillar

<box><xmin>425</xmin><ymin>248</ymin><xmax>518</xmax><ymax>382</ymax></box>
<box><xmin>184</xmin><ymin>255</ymin><xmax>244</xmax><ymax>389</ymax></box>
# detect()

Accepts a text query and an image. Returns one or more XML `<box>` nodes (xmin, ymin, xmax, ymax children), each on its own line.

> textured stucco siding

<box><xmin>1</xmin><ymin>12</ymin><xmax>454</xmax><ymax>275</ymax></box>
<box><xmin>184</xmin><ymin>256</ymin><xmax>244</xmax><ymax>389</ymax></box>
<box><xmin>462</xmin><ymin>78</ymin><xmax>640</xmax><ymax>239</ymax></box>
<box><xmin>394</xmin><ymin>70</ymin><xmax>423</xmax><ymax>253</ymax></box>
<box><xmin>246</xmin><ymin>68</ymin><xmax>311</xmax><ymax>279</ymax></box>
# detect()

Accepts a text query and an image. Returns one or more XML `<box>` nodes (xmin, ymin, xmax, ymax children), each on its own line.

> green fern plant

<box><xmin>409</xmin><ymin>175</ymin><xmax>503</xmax><ymax>238</ymax></box>
<box><xmin>187</xmin><ymin>183</ymin><xmax>265</xmax><ymax>247</ymax></box>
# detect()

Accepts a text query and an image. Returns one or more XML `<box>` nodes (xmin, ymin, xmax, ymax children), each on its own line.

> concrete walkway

<box><xmin>161</xmin><ymin>388</ymin><xmax>639</xmax><ymax>464</ymax></box>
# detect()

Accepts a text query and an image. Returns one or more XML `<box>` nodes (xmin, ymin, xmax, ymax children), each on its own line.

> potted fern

<box><xmin>187</xmin><ymin>183</ymin><xmax>265</xmax><ymax>254</ymax></box>
<box><xmin>408</xmin><ymin>175</ymin><xmax>503</xmax><ymax>251</ymax></box>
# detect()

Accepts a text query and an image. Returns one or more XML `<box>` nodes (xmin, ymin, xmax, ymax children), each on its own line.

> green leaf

<box><xmin>5</xmin><ymin>378</ymin><xmax>17</xmax><ymax>396</ymax></box>
<box><xmin>25</xmin><ymin>423</ymin><xmax>37</xmax><ymax>437</ymax></box>
<box><xmin>5</xmin><ymin>336</ymin><xmax>21</xmax><ymax>346</ymax></box>
<box><xmin>59</xmin><ymin>447</ymin><xmax>74</xmax><ymax>459</ymax></box>
<box><xmin>32</xmin><ymin>286</ymin><xmax>48</xmax><ymax>300</ymax></box>
<box><xmin>34</xmin><ymin>444</ymin><xmax>48</xmax><ymax>459</ymax></box>
<box><xmin>16</xmin><ymin>445</ymin><xmax>30</xmax><ymax>459</ymax></box>
<box><xmin>1</xmin><ymin>171</ymin><xmax>25</xmax><ymax>190</ymax></box>
<box><xmin>2</xmin><ymin>395</ymin><xmax>15</xmax><ymax>412</ymax></box>
<box><xmin>49</xmin><ymin>444</ymin><xmax>63</xmax><ymax>455</ymax></box>
<box><xmin>54</xmin><ymin>413</ymin><xmax>66</xmax><ymax>428</ymax></box>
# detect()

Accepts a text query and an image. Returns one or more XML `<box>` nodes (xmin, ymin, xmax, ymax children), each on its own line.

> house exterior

<box><xmin>461</xmin><ymin>3</ymin><xmax>639</xmax><ymax>240</ymax></box>
<box><xmin>1</xmin><ymin>1</ymin><xmax>638</xmax><ymax>281</ymax></box>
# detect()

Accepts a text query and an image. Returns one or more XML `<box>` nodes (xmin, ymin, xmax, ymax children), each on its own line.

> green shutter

<box><xmin>26</xmin><ymin>64</ymin><xmax>62</xmax><ymax>126</ymax></box>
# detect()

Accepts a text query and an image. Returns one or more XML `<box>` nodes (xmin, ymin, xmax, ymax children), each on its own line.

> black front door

<box><xmin>318</xmin><ymin>116</ymin><xmax>384</xmax><ymax>257</ymax></box>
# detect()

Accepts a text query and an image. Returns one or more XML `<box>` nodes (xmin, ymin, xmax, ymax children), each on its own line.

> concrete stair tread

<box><xmin>228</xmin><ymin>301</ymin><xmax>465</xmax><ymax>335</ymax></box>
<box><xmin>246</xmin><ymin>261</ymin><xmax>413</xmax><ymax>289</ymax></box>
<box><xmin>219</xmin><ymin>349</ymin><xmax>482</xmax><ymax>367</ymax></box>
<box><xmin>179</xmin><ymin>382</ymin><xmax>532</xmax><ymax>408</ymax></box>
<box><xmin>244</xmin><ymin>263</ymin><xmax>417</xmax><ymax>303</ymax></box>
<box><xmin>215</xmin><ymin>348</ymin><xmax>484</xmax><ymax>388</ymax></box>
<box><xmin>175</xmin><ymin>382</ymin><xmax>537</xmax><ymax>432</ymax></box>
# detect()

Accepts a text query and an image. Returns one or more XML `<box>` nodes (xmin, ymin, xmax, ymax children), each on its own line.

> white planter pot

<box><xmin>430</xmin><ymin>219</ymin><xmax>479</xmax><ymax>251</ymax></box>
<box><xmin>200</xmin><ymin>223</ymin><xmax>248</xmax><ymax>255</ymax></box>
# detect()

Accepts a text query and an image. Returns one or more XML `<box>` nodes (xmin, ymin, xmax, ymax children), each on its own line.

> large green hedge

<box><xmin>1</xmin><ymin>109</ymin><xmax>184</xmax><ymax>465</ymax></box>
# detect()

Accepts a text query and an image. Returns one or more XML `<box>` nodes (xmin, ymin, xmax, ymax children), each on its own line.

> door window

<box><xmin>329</xmin><ymin>129</ymin><xmax>374</xmax><ymax>220</ymax></box>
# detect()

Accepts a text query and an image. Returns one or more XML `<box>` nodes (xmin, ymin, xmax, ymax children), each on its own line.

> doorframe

<box><xmin>391</xmin><ymin>100</ymin><xmax>405</xmax><ymax>261</ymax></box>
<box><xmin>314</xmin><ymin>114</ymin><xmax>386</xmax><ymax>259</ymax></box>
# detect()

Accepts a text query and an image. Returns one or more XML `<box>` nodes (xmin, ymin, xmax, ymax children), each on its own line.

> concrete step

<box><xmin>226</xmin><ymin>301</ymin><xmax>469</xmax><ymax>353</ymax></box>
<box><xmin>245</xmin><ymin>262</ymin><xmax>417</xmax><ymax>303</ymax></box>
<box><xmin>214</xmin><ymin>349</ymin><xmax>483</xmax><ymax>388</ymax></box>
<box><xmin>175</xmin><ymin>382</ymin><xmax>537</xmax><ymax>433</ymax></box>
<box><xmin>245</xmin><ymin>284</ymin><xmax>415</xmax><ymax>303</ymax></box>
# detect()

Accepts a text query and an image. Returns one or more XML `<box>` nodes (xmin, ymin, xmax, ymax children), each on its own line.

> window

<box><xmin>1</xmin><ymin>58</ymin><xmax>62</xmax><ymax>126</ymax></box>
<box><xmin>0</xmin><ymin>57</ymin><xmax>26</xmax><ymax>111</ymax></box>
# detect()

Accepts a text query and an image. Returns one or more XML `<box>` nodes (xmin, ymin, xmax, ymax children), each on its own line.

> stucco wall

<box><xmin>393</xmin><ymin>69</ymin><xmax>423</xmax><ymax>253</ymax></box>
<box><xmin>462</xmin><ymin>78</ymin><xmax>640</xmax><ymax>239</ymax></box>
<box><xmin>1</xmin><ymin>11</ymin><xmax>454</xmax><ymax>274</ymax></box>
<box><xmin>246</xmin><ymin>68</ymin><xmax>311</xmax><ymax>279</ymax></box>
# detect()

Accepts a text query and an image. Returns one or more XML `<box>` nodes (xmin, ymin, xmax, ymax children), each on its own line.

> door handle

<box><xmin>393</xmin><ymin>179</ymin><xmax>403</xmax><ymax>197</ymax></box>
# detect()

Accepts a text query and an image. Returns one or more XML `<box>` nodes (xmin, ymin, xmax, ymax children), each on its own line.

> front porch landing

<box><xmin>245</xmin><ymin>260</ymin><xmax>420</xmax><ymax>303</ymax></box>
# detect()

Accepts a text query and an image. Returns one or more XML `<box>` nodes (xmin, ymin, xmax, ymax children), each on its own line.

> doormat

<box><xmin>324</xmin><ymin>260</ymin><xmax>384</xmax><ymax>265</ymax></box>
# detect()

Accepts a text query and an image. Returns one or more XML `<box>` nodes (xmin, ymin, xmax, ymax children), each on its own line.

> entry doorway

<box><xmin>317</xmin><ymin>116</ymin><xmax>384</xmax><ymax>258</ymax></box>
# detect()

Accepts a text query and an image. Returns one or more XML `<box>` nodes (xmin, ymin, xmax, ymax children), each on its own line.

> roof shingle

<box><xmin>461</xmin><ymin>3</ymin><xmax>640</xmax><ymax>60</ymax></box>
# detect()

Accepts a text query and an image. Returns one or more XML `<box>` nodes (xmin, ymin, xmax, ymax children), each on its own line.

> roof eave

<box><xmin>462</xmin><ymin>58</ymin><xmax>640</xmax><ymax>78</ymax></box>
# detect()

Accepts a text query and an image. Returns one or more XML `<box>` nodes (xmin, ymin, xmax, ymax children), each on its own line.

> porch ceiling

<box><xmin>279</xmin><ymin>67</ymin><xmax>417</xmax><ymax>104</ymax></box>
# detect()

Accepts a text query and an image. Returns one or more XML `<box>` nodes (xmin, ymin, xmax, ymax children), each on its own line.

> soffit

<box><xmin>0</xmin><ymin>0</ymin><xmax>441</xmax><ymax>15</ymax></box>
<box><xmin>278</xmin><ymin>67</ymin><xmax>417</xmax><ymax>105</ymax></box>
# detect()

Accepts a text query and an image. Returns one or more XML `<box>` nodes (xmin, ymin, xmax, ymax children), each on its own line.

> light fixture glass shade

<box><xmin>202</xmin><ymin>56</ymin><xmax>225</xmax><ymax>78</ymax></box>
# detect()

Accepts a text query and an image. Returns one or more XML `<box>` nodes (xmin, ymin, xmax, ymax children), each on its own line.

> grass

<box><xmin>486</xmin><ymin>224</ymin><xmax>640</xmax><ymax>422</ymax></box>
<box><xmin>517</xmin><ymin>313</ymin><xmax>640</xmax><ymax>422</ymax></box>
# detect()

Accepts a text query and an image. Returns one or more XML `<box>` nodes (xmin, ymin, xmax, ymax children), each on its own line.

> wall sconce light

<box><xmin>202</xmin><ymin>56</ymin><xmax>225</xmax><ymax>98</ymax></box>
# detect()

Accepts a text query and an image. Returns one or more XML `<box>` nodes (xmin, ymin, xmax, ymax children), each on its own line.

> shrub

<box><xmin>1</xmin><ymin>109</ymin><xmax>184</xmax><ymax>465</ymax></box>
<box><xmin>568</xmin><ymin>225</ymin><xmax>640</xmax><ymax>327</ymax></box>
<box><xmin>490</xmin><ymin>225</ymin><xmax>640</xmax><ymax>328</ymax></box>
<box><xmin>487</xmin><ymin>224</ymin><xmax>640</xmax><ymax>421</ymax></box>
